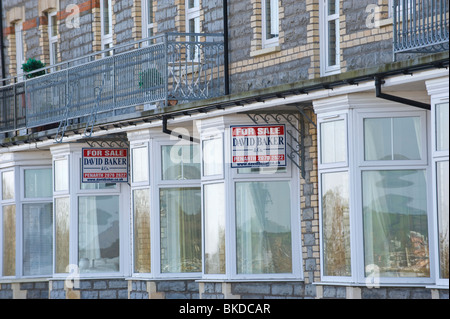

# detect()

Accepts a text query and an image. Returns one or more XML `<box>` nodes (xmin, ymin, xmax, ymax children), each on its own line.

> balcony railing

<box><xmin>0</xmin><ymin>33</ymin><xmax>225</xmax><ymax>136</ymax></box>
<box><xmin>393</xmin><ymin>0</ymin><xmax>449</xmax><ymax>57</ymax></box>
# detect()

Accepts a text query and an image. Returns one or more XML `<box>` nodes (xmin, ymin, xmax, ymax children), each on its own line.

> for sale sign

<box><xmin>231</xmin><ymin>124</ymin><xmax>286</xmax><ymax>168</ymax></box>
<box><xmin>82</xmin><ymin>148</ymin><xmax>129</xmax><ymax>183</ymax></box>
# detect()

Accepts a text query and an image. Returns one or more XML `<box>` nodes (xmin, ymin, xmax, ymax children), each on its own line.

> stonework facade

<box><xmin>0</xmin><ymin>0</ymin><xmax>448</xmax><ymax>300</ymax></box>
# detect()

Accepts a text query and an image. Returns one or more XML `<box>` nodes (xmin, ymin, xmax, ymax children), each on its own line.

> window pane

<box><xmin>365</xmin><ymin>117</ymin><xmax>422</xmax><ymax>161</ymax></box>
<box><xmin>437</xmin><ymin>161</ymin><xmax>449</xmax><ymax>279</ymax></box>
<box><xmin>203</xmin><ymin>138</ymin><xmax>223</xmax><ymax>176</ymax></box>
<box><xmin>188</xmin><ymin>0</ymin><xmax>199</xmax><ymax>9</ymax></box>
<box><xmin>160</xmin><ymin>188</ymin><xmax>201</xmax><ymax>273</ymax></box>
<box><xmin>161</xmin><ymin>145</ymin><xmax>200</xmax><ymax>180</ymax></box>
<box><xmin>328</xmin><ymin>0</ymin><xmax>336</xmax><ymax>15</ymax></box>
<box><xmin>204</xmin><ymin>183</ymin><xmax>226</xmax><ymax>274</ymax></box>
<box><xmin>54</xmin><ymin>159</ymin><xmax>68</xmax><ymax>192</ymax></box>
<box><xmin>364</xmin><ymin>118</ymin><xmax>392</xmax><ymax>161</ymax></box>
<box><xmin>362</xmin><ymin>170</ymin><xmax>430</xmax><ymax>278</ymax></box>
<box><xmin>321</xmin><ymin>172</ymin><xmax>351</xmax><ymax>277</ymax></box>
<box><xmin>327</xmin><ymin>20</ymin><xmax>337</xmax><ymax>66</ymax></box>
<box><xmin>265</xmin><ymin>0</ymin><xmax>279</xmax><ymax>40</ymax></box>
<box><xmin>393</xmin><ymin>117</ymin><xmax>421</xmax><ymax>160</ymax></box>
<box><xmin>147</xmin><ymin>0</ymin><xmax>153</xmax><ymax>24</ymax></box>
<box><xmin>236</xmin><ymin>181</ymin><xmax>292</xmax><ymax>274</ymax></box>
<box><xmin>78</xmin><ymin>196</ymin><xmax>120</xmax><ymax>273</ymax></box>
<box><xmin>55</xmin><ymin>197</ymin><xmax>70</xmax><ymax>273</ymax></box>
<box><xmin>23</xmin><ymin>203</ymin><xmax>53</xmax><ymax>276</ymax></box>
<box><xmin>51</xmin><ymin>14</ymin><xmax>58</xmax><ymax>37</ymax></box>
<box><xmin>132</xmin><ymin>147</ymin><xmax>149</xmax><ymax>183</ymax></box>
<box><xmin>103</xmin><ymin>0</ymin><xmax>110</xmax><ymax>35</ymax></box>
<box><xmin>133</xmin><ymin>189</ymin><xmax>151</xmax><ymax>273</ymax></box>
<box><xmin>320</xmin><ymin>119</ymin><xmax>346</xmax><ymax>164</ymax></box>
<box><xmin>2</xmin><ymin>205</ymin><xmax>16</xmax><ymax>276</ymax></box>
<box><xmin>436</xmin><ymin>102</ymin><xmax>449</xmax><ymax>151</ymax></box>
<box><xmin>25</xmin><ymin>168</ymin><xmax>52</xmax><ymax>198</ymax></box>
<box><xmin>2</xmin><ymin>171</ymin><xmax>14</xmax><ymax>200</ymax></box>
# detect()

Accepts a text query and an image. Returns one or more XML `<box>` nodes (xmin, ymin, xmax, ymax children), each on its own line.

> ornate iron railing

<box><xmin>0</xmin><ymin>33</ymin><xmax>225</xmax><ymax>135</ymax></box>
<box><xmin>393</xmin><ymin>0</ymin><xmax>449</xmax><ymax>58</ymax></box>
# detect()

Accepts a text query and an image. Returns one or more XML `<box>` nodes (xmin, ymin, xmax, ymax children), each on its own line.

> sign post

<box><xmin>230</xmin><ymin>124</ymin><xmax>286</xmax><ymax>168</ymax></box>
<box><xmin>82</xmin><ymin>148</ymin><xmax>129</xmax><ymax>183</ymax></box>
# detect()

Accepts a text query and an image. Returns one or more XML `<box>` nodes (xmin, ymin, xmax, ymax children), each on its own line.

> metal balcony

<box><xmin>0</xmin><ymin>33</ymin><xmax>225</xmax><ymax>136</ymax></box>
<box><xmin>393</xmin><ymin>0</ymin><xmax>449</xmax><ymax>58</ymax></box>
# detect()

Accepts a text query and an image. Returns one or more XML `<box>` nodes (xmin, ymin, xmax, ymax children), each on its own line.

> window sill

<box><xmin>378</xmin><ymin>18</ymin><xmax>393</xmax><ymax>27</ymax></box>
<box><xmin>196</xmin><ymin>278</ymin><xmax>304</xmax><ymax>283</ymax></box>
<box><xmin>250</xmin><ymin>45</ymin><xmax>281</xmax><ymax>58</ymax></box>
<box><xmin>314</xmin><ymin>281</ymin><xmax>437</xmax><ymax>288</ymax></box>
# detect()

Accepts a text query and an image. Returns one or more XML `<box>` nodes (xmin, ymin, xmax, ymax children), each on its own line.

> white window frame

<box><xmin>48</xmin><ymin>11</ymin><xmax>58</xmax><ymax>67</ymax></box>
<box><xmin>14</xmin><ymin>22</ymin><xmax>24</xmax><ymax>81</ymax></box>
<box><xmin>261</xmin><ymin>0</ymin><xmax>280</xmax><ymax>48</ymax></box>
<box><xmin>0</xmin><ymin>168</ymin><xmax>18</xmax><ymax>278</ymax></box>
<box><xmin>226</xmin><ymin>123</ymin><xmax>302</xmax><ymax>281</ymax></box>
<box><xmin>430</xmin><ymin>94</ymin><xmax>449</xmax><ymax>287</ymax></box>
<box><xmin>100</xmin><ymin>0</ymin><xmax>113</xmax><ymax>54</ymax></box>
<box><xmin>153</xmin><ymin>140</ymin><xmax>202</xmax><ymax>279</ymax></box>
<box><xmin>356</xmin><ymin>110</ymin><xmax>428</xmax><ymax>167</ymax></box>
<box><xmin>142</xmin><ymin>0</ymin><xmax>155</xmax><ymax>40</ymax></box>
<box><xmin>317</xmin><ymin>112</ymin><xmax>354</xmax><ymax>283</ymax></box>
<box><xmin>67</xmin><ymin>151</ymin><xmax>129</xmax><ymax>279</ymax></box>
<box><xmin>353</xmin><ymin>108</ymin><xmax>434</xmax><ymax>286</ymax></box>
<box><xmin>130</xmin><ymin>142</ymin><xmax>151</xmax><ymax>278</ymax></box>
<box><xmin>19</xmin><ymin>166</ymin><xmax>53</xmax><ymax>278</ymax></box>
<box><xmin>319</xmin><ymin>0</ymin><xmax>340</xmax><ymax>76</ymax></box>
<box><xmin>186</xmin><ymin>0</ymin><xmax>201</xmax><ymax>61</ymax></box>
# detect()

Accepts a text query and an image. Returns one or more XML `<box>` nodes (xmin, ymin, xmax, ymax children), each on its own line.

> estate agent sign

<box><xmin>231</xmin><ymin>124</ymin><xmax>287</xmax><ymax>168</ymax></box>
<box><xmin>82</xmin><ymin>148</ymin><xmax>129</xmax><ymax>183</ymax></box>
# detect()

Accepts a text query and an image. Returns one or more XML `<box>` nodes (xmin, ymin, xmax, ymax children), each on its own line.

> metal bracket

<box><xmin>245</xmin><ymin>105</ymin><xmax>316</xmax><ymax>179</ymax></box>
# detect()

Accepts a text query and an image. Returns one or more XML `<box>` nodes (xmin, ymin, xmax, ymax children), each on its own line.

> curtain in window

<box><xmin>236</xmin><ymin>181</ymin><xmax>292</xmax><ymax>274</ymax></box>
<box><xmin>160</xmin><ymin>188</ymin><xmax>201</xmax><ymax>273</ymax></box>
<box><xmin>2</xmin><ymin>205</ymin><xmax>15</xmax><ymax>277</ymax></box>
<box><xmin>362</xmin><ymin>170</ymin><xmax>430</xmax><ymax>278</ymax></box>
<box><xmin>78</xmin><ymin>196</ymin><xmax>120</xmax><ymax>273</ymax></box>
<box><xmin>23</xmin><ymin>203</ymin><xmax>53</xmax><ymax>276</ymax></box>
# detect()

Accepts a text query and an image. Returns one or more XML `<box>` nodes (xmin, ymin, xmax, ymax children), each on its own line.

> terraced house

<box><xmin>0</xmin><ymin>0</ymin><xmax>448</xmax><ymax>300</ymax></box>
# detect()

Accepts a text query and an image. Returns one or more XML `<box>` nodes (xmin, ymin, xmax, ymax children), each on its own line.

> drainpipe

<box><xmin>223</xmin><ymin>0</ymin><xmax>229</xmax><ymax>95</ymax></box>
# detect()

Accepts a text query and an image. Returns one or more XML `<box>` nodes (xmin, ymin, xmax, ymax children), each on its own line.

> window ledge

<box><xmin>378</xmin><ymin>18</ymin><xmax>393</xmax><ymax>27</ymax></box>
<box><xmin>196</xmin><ymin>278</ymin><xmax>304</xmax><ymax>283</ymax></box>
<box><xmin>314</xmin><ymin>281</ymin><xmax>436</xmax><ymax>288</ymax></box>
<box><xmin>250</xmin><ymin>45</ymin><xmax>281</xmax><ymax>58</ymax></box>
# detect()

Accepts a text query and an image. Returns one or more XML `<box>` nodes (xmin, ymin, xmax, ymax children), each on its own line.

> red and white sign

<box><xmin>82</xmin><ymin>148</ymin><xmax>129</xmax><ymax>183</ymax></box>
<box><xmin>231</xmin><ymin>124</ymin><xmax>286</xmax><ymax>168</ymax></box>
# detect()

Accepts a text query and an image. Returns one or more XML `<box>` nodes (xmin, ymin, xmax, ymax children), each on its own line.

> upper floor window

<box><xmin>14</xmin><ymin>22</ymin><xmax>24</xmax><ymax>80</ymax></box>
<box><xmin>48</xmin><ymin>11</ymin><xmax>58</xmax><ymax>67</ymax></box>
<box><xmin>142</xmin><ymin>0</ymin><xmax>155</xmax><ymax>41</ymax></box>
<box><xmin>320</xmin><ymin>0</ymin><xmax>340</xmax><ymax>76</ymax></box>
<box><xmin>101</xmin><ymin>0</ymin><xmax>113</xmax><ymax>54</ymax></box>
<box><xmin>262</xmin><ymin>0</ymin><xmax>279</xmax><ymax>48</ymax></box>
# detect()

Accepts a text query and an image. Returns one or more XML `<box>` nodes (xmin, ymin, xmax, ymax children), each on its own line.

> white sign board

<box><xmin>231</xmin><ymin>124</ymin><xmax>287</xmax><ymax>168</ymax></box>
<box><xmin>82</xmin><ymin>148</ymin><xmax>129</xmax><ymax>183</ymax></box>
